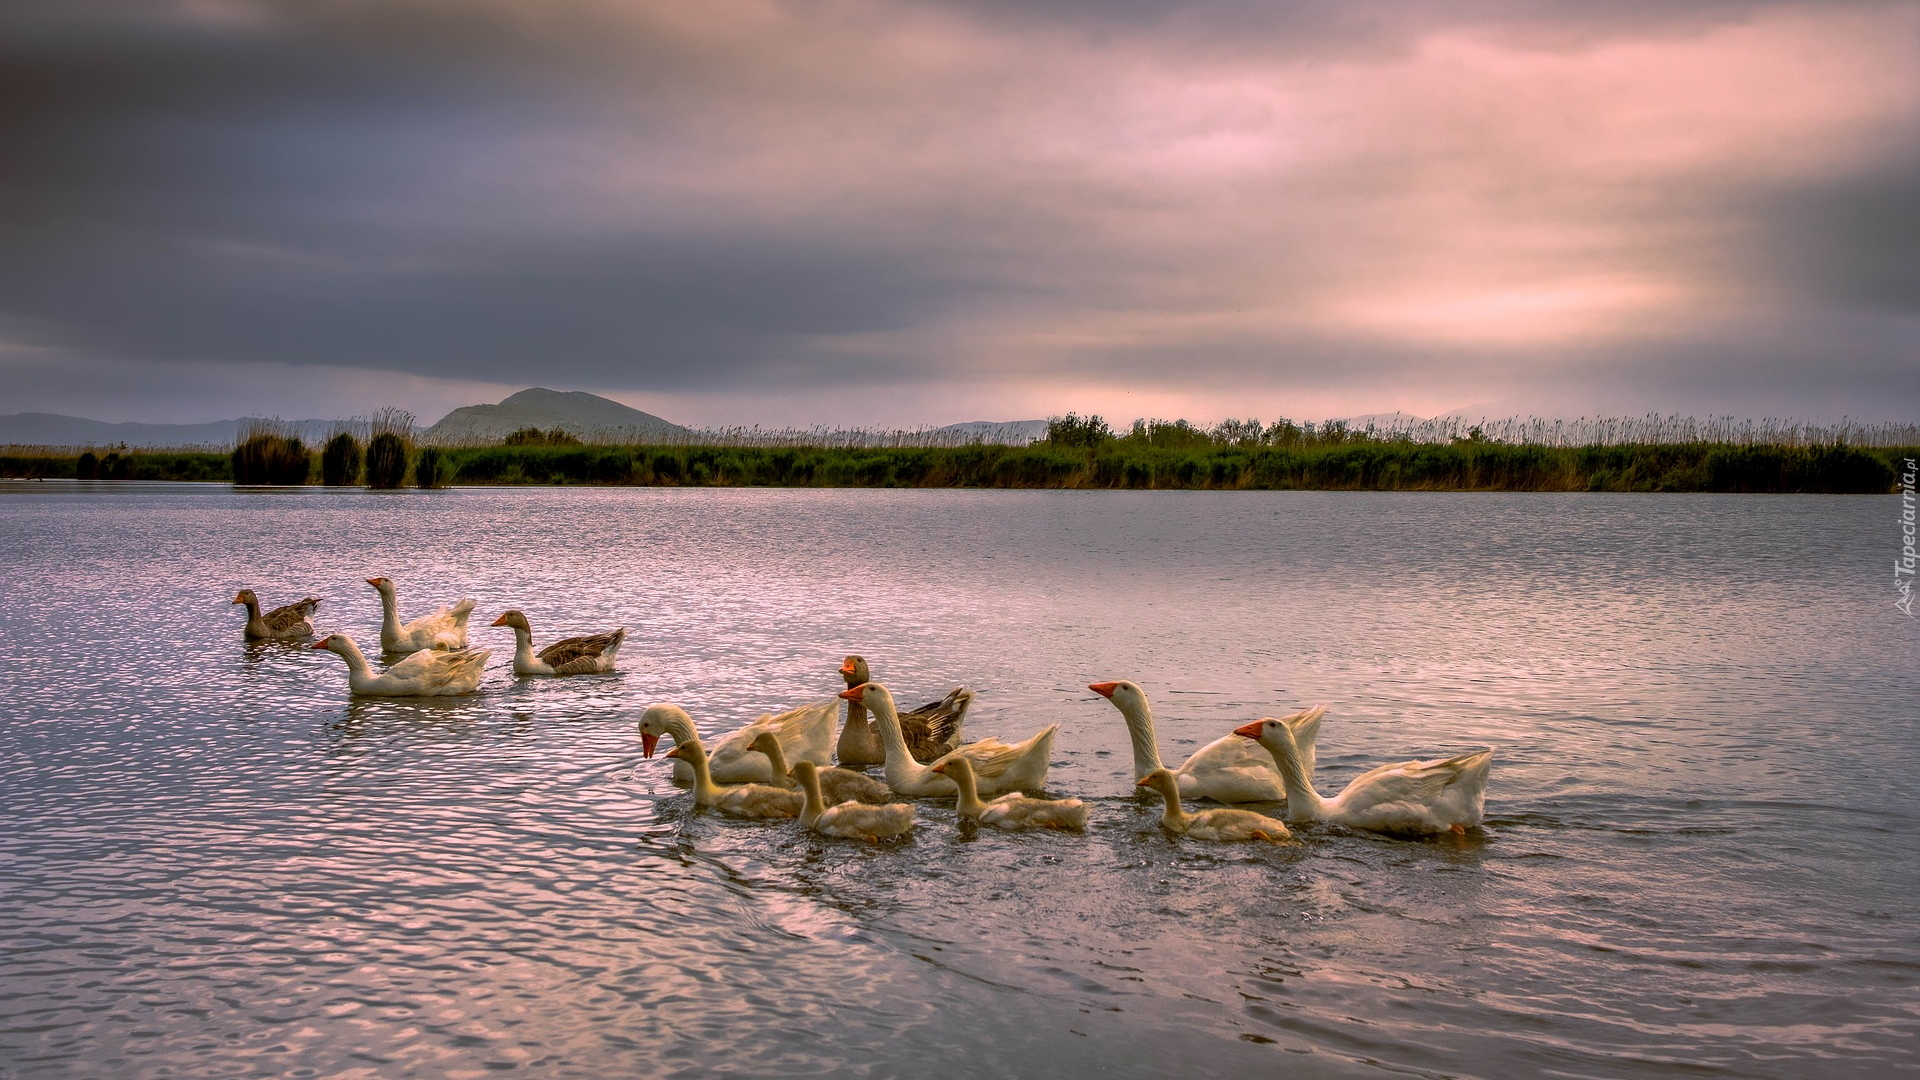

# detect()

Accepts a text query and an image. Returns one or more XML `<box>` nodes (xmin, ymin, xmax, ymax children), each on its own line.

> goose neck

<box><xmin>1118</xmin><ymin>696</ymin><xmax>1165</xmax><ymax>779</ymax></box>
<box><xmin>757</xmin><ymin>740</ymin><xmax>795</xmax><ymax>790</ymax></box>
<box><xmin>949</xmin><ymin>767</ymin><xmax>988</xmax><ymax>817</ymax></box>
<box><xmin>867</xmin><ymin>692</ymin><xmax>912</xmax><ymax>763</ymax></box>
<box><xmin>337</xmin><ymin>639</ymin><xmax>375</xmax><ymax>681</ymax></box>
<box><xmin>797</xmin><ymin>769</ymin><xmax>827</xmax><ymax>824</ymax></box>
<box><xmin>509</xmin><ymin>627</ymin><xmax>538</xmax><ymax>667</ymax></box>
<box><xmin>682</xmin><ymin>743</ymin><xmax>724</xmax><ymax>805</ymax></box>
<box><xmin>1262</xmin><ymin>726</ymin><xmax>1323</xmax><ymax>821</ymax></box>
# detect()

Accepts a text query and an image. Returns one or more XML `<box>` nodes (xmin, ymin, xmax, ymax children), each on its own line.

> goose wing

<box><xmin>1337</xmin><ymin>749</ymin><xmax>1494</xmax><ymax>825</ymax></box>
<box><xmin>536</xmin><ymin>628</ymin><xmax>625</xmax><ymax>668</ymax></box>
<box><xmin>262</xmin><ymin>597</ymin><xmax>321</xmax><ymax>632</ymax></box>
<box><xmin>421</xmin><ymin>649</ymin><xmax>490</xmax><ymax>691</ymax></box>
<box><xmin>899</xmin><ymin>687</ymin><xmax>973</xmax><ymax>760</ymax></box>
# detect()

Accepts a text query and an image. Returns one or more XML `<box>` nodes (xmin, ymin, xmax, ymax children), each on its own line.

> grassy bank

<box><xmin>4</xmin><ymin>441</ymin><xmax>1912</xmax><ymax>493</ymax></box>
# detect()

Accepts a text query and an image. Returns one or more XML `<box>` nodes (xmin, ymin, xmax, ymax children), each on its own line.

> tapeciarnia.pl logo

<box><xmin>1898</xmin><ymin>457</ymin><xmax>1916</xmax><ymax>617</ymax></box>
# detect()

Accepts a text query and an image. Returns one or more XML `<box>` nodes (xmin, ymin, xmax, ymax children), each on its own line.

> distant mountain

<box><xmin>0</xmin><ymin>413</ymin><xmax>345</xmax><ymax>448</ymax></box>
<box><xmin>931</xmin><ymin>419</ymin><xmax>1048</xmax><ymax>444</ymax></box>
<box><xmin>422</xmin><ymin>388</ymin><xmax>689</xmax><ymax>444</ymax></box>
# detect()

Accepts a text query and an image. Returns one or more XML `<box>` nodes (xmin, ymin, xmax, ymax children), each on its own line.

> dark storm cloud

<box><xmin>1</xmin><ymin>0</ymin><xmax>1915</xmax><ymax>422</ymax></box>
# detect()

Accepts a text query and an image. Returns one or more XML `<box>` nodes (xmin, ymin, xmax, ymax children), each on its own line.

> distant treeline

<box><xmin>2</xmin><ymin>424</ymin><xmax>1911</xmax><ymax>494</ymax></box>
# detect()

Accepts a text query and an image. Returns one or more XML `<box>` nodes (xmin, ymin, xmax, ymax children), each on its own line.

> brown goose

<box><xmin>490</xmin><ymin>609</ymin><xmax>625</xmax><ymax>676</ymax></box>
<box><xmin>232</xmin><ymin>590</ymin><xmax>320</xmax><ymax>640</ymax></box>
<box><xmin>834</xmin><ymin>655</ymin><xmax>972</xmax><ymax>767</ymax></box>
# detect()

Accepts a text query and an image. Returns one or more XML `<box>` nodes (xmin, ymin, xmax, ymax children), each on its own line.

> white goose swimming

<box><xmin>1234</xmin><ymin>718</ymin><xmax>1493</xmax><ymax>836</ymax></box>
<box><xmin>840</xmin><ymin>682</ymin><xmax>1056</xmax><ymax>798</ymax></box>
<box><xmin>663</xmin><ymin>738</ymin><xmax>803</xmax><ymax>819</ymax></box>
<box><xmin>935</xmin><ymin>757</ymin><xmax>1087</xmax><ymax>831</ymax></box>
<box><xmin>491</xmin><ymin>609</ymin><xmax>624</xmax><ymax>676</ymax></box>
<box><xmin>1136</xmin><ymin>768</ymin><xmax>1289</xmax><ymax>842</ymax></box>
<box><xmin>366</xmin><ymin>576</ymin><xmax>474</xmax><ymax>652</ymax></box>
<box><xmin>1091</xmin><ymin>680</ymin><xmax>1324</xmax><ymax>803</ymax></box>
<box><xmin>791</xmin><ymin>761</ymin><xmax>915</xmax><ymax>841</ymax></box>
<box><xmin>637</xmin><ymin>701</ymin><xmax>836</xmax><ymax>785</ymax></box>
<box><xmin>312</xmin><ymin>633</ymin><xmax>489</xmax><ymax>696</ymax></box>
<box><xmin>749</xmin><ymin>731</ymin><xmax>893</xmax><ymax>806</ymax></box>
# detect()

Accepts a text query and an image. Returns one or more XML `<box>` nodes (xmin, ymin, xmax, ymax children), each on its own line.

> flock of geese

<box><xmin>235</xmin><ymin>581</ymin><xmax>1495</xmax><ymax>843</ymax></box>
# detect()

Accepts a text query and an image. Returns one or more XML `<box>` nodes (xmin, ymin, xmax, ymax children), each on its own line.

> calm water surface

<box><xmin>1</xmin><ymin>484</ymin><xmax>1915</xmax><ymax>1079</ymax></box>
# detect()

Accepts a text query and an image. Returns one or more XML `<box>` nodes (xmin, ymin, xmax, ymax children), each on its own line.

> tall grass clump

<box><xmin>415</xmin><ymin>446</ymin><xmax>452</xmax><ymax>488</ymax></box>
<box><xmin>321</xmin><ymin>430</ymin><xmax>363</xmax><ymax>486</ymax></box>
<box><xmin>231</xmin><ymin>421</ymin><xmax>310</xmax><ymax>485</ymax></box>
<box><xmin>365</xmin><ymin>408</ymin><xmax>415</xmax><ymax>489</ymax></box>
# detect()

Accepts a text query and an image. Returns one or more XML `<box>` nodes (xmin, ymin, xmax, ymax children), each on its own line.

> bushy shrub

<box><xmin>231</xmin><ymin>433</ymin><xmax>309</xmax><ymax>485</ymax></box>
<box><xmin>76</xmin><ymin>452</ymin><xmax>99</xmax><ymax>480</ymax></box>
<box><xmin>321</xmin><ymin>432</ymin><xmax>362</xmax><ymax>486</ymax></box>
<box><xmin>415</xmin><ymin>446</ymin><xmax>450</xmax><ymax>488</ymax></box>
<box><xmin>366</xmin><ymin>432</ymin><xmax>411</xmax><ymax>489</ymax></box>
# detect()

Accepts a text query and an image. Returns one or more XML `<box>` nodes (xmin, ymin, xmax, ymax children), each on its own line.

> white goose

<box><xmin>490</xmin><ymin>609</ymin><xmax>624</xmax><ymax>676</ymax></box>
<box><xmin>312</xmin><ymin>633</ymin><xmax>489</xmax><ymax>696</ymax></box>
<box><xmin>841</xmin><ymin>682</ymin><xmax>1056</xmax><ymax>798</ymax></box>
<box><xmin>366</xmin><ymin>576</ymin><xmax>474</xmax><ymax>652</ymax></box>
<box><xmin>935</xmin><ymin>757</ymin><xmax>1087</xmax><ymax>831</ymax></box>
<box><xmin>1091</xmin><ymin>680</ymin><xmax>1324</xmax><ymax>803</ymax></box>
<box><xmin>637</xmin><ymin>701</ymin><xmax>836</xmax><ymax>786</ymax></box>
<box><xmin>749</xmin><ymin>731</ymin><xmax>893</xmax><ymax>806</ymax></box>
<box><xmin>791</xmin><ymin>761</ymin><xmax>915</xmax><ymax>841</ymax></box>
<box><xmin>1234</xmin><ymin>718</ymin><xmax>1493</xmax><ymax>836</ymax></box>
<box><xmin>663</xmin><ymin>738</ymin><xmax>803</xmax><ymax>819</ymax></box>
<box><xmin>1137</xmin><ymin>768</ymin><xmax>1289</xmax><ymax>842</ymax></box>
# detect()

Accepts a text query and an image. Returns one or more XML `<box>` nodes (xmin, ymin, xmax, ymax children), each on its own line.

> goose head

<box><xmin>310</xmin><ymin>633</ymin><xmax>351</xmax><ymax>655</ymax></box>
<box><xmin>491</xmin><ymin>610</ymin><xmax>532</xmax><ymax>632</ymax></box>
<box><xmin>837</xmin><ymin>681</ymin><xmax>892</xmax><ymax>711</ymax></box>
<box><xmin>929</xmin><ymin>757</ymin><xmax>974</xmax><ymax>781</ymax></box>
<box><xmin>661</xmin><ymin>739</ymin><xmax>704</xmax><ymax>766</ymax></box>
<box><xmin>1090</xmin><ymin>680</ymin><xmax>1147</xmax><ymax>715</ymax></box>
<box><xmin>1135</xmin><ymin>767</ymin><xmax>1181</xmax><ymax>803</ymax></box>
<box><xmin>232</xmin><ymin>589</ymin><xmax>258</xmax><ymax>607</ymax></box>
<box><xmin>637</xmin><ymin>703</ymin><xmax>694</xmax><ymax>758</ymax></box>
<box><xmin>364</xmin><ymin>576</ymin><xmax>396</xmax><ymax>595</ymax></box>
<box><xmin>839</xmin><ymin>655</ymin><xmax>870</xmax><ymax>688</ymax></box>
<box><xmin>1233</xmin><ymin>718</ymin><xmax>1288</xmax><ymax>746</ymax></box>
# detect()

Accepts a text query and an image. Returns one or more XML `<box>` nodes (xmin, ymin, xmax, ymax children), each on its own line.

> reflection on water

<box><xmin>0</xmin><ymin>485</ymin><xmax>1915</xmax><ymax>1079</ymax></box>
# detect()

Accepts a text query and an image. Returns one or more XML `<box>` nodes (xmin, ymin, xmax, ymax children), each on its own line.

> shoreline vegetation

<box><xmin>2</xmin><ymin>413</ymin><xmax>1914</xmax><ymax>493</ymax></box>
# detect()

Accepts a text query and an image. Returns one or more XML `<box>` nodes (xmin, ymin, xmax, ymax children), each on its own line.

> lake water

<box><xmin>1</xmin><ymin>484</ymin><xmax>1915</xmax><ymax>1079</ymax></box>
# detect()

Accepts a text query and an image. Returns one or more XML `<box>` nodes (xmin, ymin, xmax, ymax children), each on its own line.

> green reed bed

<box><xmin>2</xmin><ymin>440</ymin><xmax>1910</xmax><ymax>492</ymax></box>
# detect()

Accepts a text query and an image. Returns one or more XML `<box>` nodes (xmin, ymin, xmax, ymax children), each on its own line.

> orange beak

<box><xmin>490</xmin><ymin>614</ymin><xmax>508</xmax><ymax>626</ymax></box>
<box><xmin>641</xmin><ymin>732</ymin><xmax>660</xmax><ymax>758</ymax></box>
<box><xmin>1134</xmin><ymin>775</ymin><xmax>1153</xmax><ymax>787</ymax></box>
<box><xmin>930</xmin><ymin>762</ymin><xmax>948</xmax><ymax>774</ymax></box>
<box><xmin>310</xmin><ymin>639</ymin><xmax>329</xmax><ymax>650</ymax></box>
<box><xmin>839</xmin><ymin>661</ymin><xmax>856</xmax><ymax>677</ymax></box>
<box><xmin>1089</xmin><ymin>682</ymin><xmax>1118</xmax><ymax>699</ymax></box>
<box><xmin>231</xmin><ymin>594</ymin><xmax>245</xmax><ymax>604</ymax></box>
<box><xmin>365</xmin><ymin>578</ymin><xmax>381</xmax><ymax>587</ymax></box>
<box><xmin>1233</xmin><ymin>721</ymin><xmax>1266</xmax><ymax>739</ymax></box>
<box><xmin>662</xmin><ymin>744</ymin><xmax>682</xmax><ymax>760</ymax></box>
<box><xmin>838</xmin><ymin>684</ymin><xmax>867</xmax><ymax>701</ymax></box>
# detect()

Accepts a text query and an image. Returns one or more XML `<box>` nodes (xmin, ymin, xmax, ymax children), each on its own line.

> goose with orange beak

<box><xmin>365</xmin><ymin>576</ymin><xmax>474</xmax><ymax>653</ymax></box>
<box><xmin>637</xmin><ymin>700</ymin><xmax>836</xmax><ymax>786</ymax></box>
<box><xmin>839</xmin><ymin>682</ymin><xmax>1055</xmax><ymax>798</ymax></box>
<box><xmin>1232</xmin><ymin>718</ymin><xmax>1491</xmax><ymax>836</ymax></box>
<box><xmin>1090</xmin><ymin>679</ymin><xmax>1323</xmax><ymax>804</ymax></box>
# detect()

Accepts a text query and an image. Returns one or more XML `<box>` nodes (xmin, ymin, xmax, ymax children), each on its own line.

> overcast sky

<box><xmin>3</xmin><ymin>0</ymin><xmax>1915</xmax><ymax>427</ymax></box>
